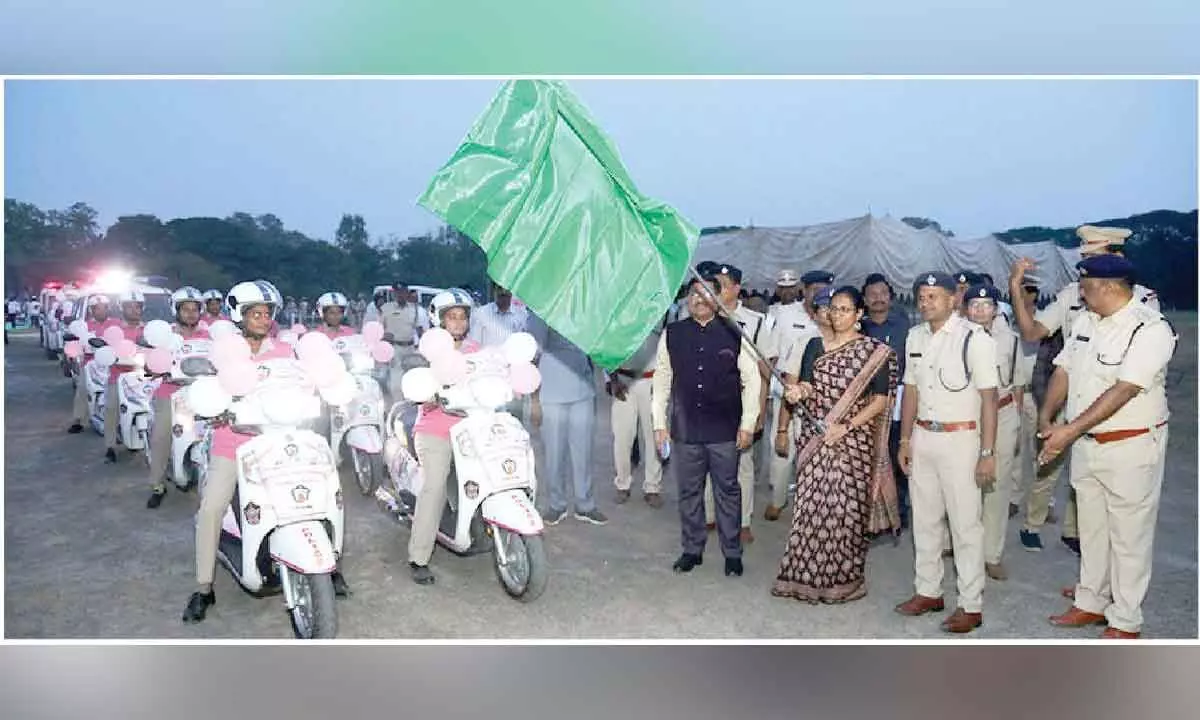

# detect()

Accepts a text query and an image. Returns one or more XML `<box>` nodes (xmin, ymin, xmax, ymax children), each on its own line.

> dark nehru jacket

<box><xmin>666</xmin><ymin>317</ymin><xmax>744</xmax><ymax>444</ymax></box>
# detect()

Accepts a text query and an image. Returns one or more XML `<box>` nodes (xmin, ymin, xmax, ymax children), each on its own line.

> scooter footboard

<box><xmin>481</xmin><ymin>490</ymin><xmax>544</xmax><ymax>535</ymax></box>
<box><xmin>268</xmin><ymin>522</ymin><xmax>337</xmax><ymax>574</ymax></box>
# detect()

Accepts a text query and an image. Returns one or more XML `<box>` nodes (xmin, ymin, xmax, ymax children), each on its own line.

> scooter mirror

<box><xmin>87</xmin><ymin>337</ymin><xmax>107</xmax><ymax>349</ymax></box>
<box><xmin>180</xmin><ymin>356</ymin><xmax>218</xmax><ymax>377</ymax></box>
<box><xmin>62</xmin><ymin>333</ymin><xmax>79</xmax><ymax>342</ymax></box>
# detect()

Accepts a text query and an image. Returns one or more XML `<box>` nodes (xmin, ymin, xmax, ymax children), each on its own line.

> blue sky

<box><xmin>4</xmin><ymin>79</ymin><xmax>1196</xmax><ymax>243</ymax></box>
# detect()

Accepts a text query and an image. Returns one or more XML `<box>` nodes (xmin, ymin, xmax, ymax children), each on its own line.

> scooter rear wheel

<box><xmin>348</xmin><ymin>446</ymin><xmax>383</xmax><ymax>496</ymax></box>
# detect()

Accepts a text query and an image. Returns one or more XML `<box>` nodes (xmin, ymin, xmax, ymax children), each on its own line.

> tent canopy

<box><xmin>694</xmin><ymin>214</ymin><xmax>1080</xmax><ymax>299</ymax></box>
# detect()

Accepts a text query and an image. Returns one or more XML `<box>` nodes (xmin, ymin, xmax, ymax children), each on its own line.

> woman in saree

<box><xmin>772</xmin><ymin>286</ymin><xmax>902</xmax><ymax>604</ymax></box>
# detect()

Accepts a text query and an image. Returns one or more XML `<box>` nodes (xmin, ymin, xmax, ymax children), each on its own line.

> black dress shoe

<box><xmin>182</xmin><ymin>590</ymin><xmax>215</xmax><ymax>623</ymax></box>
<box><xmin>725</xmin><ymin>558</ymin><xmax>744</xmax><ymax>577</ymax></box>
<box><xmin>332</xmin><ymin>570</ymin><xmax>352</xmax><ymax>597</ymax></box>
<box><xmin>146</xmin><ymin>488</ymin><xmax>166</xmax><ymax>509</ymax></box>
<box><xmin>104</xmin><ymin>448</ymin><xmax>117</xmax><ymax>463</ymax></box>
<box><xmin>67</xmin><ymin>423</ymin><xmax>83</xmax><ymax>434</ymax></box>
<box><xmin>409</xmin><ymin>562</ymin><xmax>435</xmax><ymax>585</ymax></box>
<box><xmin>672</xmin><ymin>553</ymin><xmax>703</xmax><ymax>573</ymax></box>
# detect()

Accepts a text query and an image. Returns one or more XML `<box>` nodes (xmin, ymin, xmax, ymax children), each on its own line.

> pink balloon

<box><xmin>218</xmin><ymin>360</ymin><xmax>259</xmax><ymax>396</ymax></box>
<box><xmin>102</xmin><ymin>326</ymin><xmax>125</xmax><ymax>346</ymax></box>
<box><xmin>509</xmin><ymin>361</ymin><xmax>542</xmax><ymax>395</ymax></box>
<box><xmin>419</xmin><ymin>327</ymin><xmax>455</xmax><ymax>362</ymax></box>
<box><xmin>146</xmin><ymin>347</ymin><xmax>174</xmax><ymax>374</ymax></box>
<box><xmin>64</xmin><ymin>340</ymin><xmax>82</xmax><ymax>359</ymax></box>
<box><xmin>212</xmin><ymin>334</ymin><xmax>251</xmax><ymax>370</ymax></box>
<box><xmin>291</xmin><ymin>323</ymin><xmax>307</xmax><ymax>336</ymax></box>
<box><xmin>371</xmin><ymin>341</ymin><xmax>395</xmax><ymax>363</ymax></box>
<box><xmin>296</xmin><ymin>330</ymin><xmax>334</xmax><ymax>359</ymax></box>
<box><xmin>115</xmin><ymin>339</ymin><xmax>138</xmax><ymax>359</ymax></box>
<box><xmin>302</xmin><ymin>353</ymin><xmax>345</xmax><ymax>388</ymax></box>
<box><xmin>362</xmin><ymin>321</ymin><xmax>384</xmax><ymax>344</ymax></box>
<box><xmin>431</xmin><ymin>350</ymin><xmax>470</xmax><ymax>386</ymax></box>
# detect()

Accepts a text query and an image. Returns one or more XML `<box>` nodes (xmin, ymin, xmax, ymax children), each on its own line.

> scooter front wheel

<box><xmin>349</xmin><ymin>446</ymin><xmax>383</xmax><ymax>496</ymax></box>
<box><xmin>493</xmin><ymin>530</ymin><xmax>548</xmax><ymax>603</ymax></box>
<box><xmin>286</xmin><ymin>571</ymin><xmax>338</xmax><ymax>640</ymax></box>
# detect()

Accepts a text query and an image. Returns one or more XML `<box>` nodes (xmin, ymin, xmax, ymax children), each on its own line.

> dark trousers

<box><xmin>888</xmin><ymin>420</ymin><xmax>910</xmax><ymax>527</ymax></box>
<box><xmin>676</xmin><ymin>440</ymin><xmax>742</xmax><ymax>559</ymax></box>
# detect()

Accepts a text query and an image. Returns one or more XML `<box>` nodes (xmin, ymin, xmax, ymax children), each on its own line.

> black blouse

<box><xmin>799</xmin><ymin>338</ymin><xmax>890</xmax><ymax>396</ymax></box>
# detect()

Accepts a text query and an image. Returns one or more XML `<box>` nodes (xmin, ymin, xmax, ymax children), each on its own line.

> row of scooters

<box><xmin>52</xmin><ymin>319</ymin><xmax>549</xmax><ymax>639</ymax></box>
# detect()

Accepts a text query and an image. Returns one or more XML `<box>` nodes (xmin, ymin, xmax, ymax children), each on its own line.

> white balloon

<box><xmin>93</xmin><ymin>346</ymin><xmax>117</xmax><ymax>366</ymax></box>
<box><xmin>400</xmin><ymin>367</ymin><xmax>439</xmax><ymax>403</ymax></box>
<box><xmin>187</xmin><ymin>376</ymin><xmax>233</xmax><ymax>418</ymax></box>
<box><xmin>67</xmin><ymin>320</ymin><xmax>88</xmax><ymax>337</ymax></box>
<box><xmin>278</xmin><ymin>330</ymin><xmax>298</xmax><ymax>345</ymax></box>
<box><xmin>169</xmin><ymin>333</ymin><xmax>185</xmax><ymax>352</ymax></box>
<box><xmin>208</xmin><ymin>319</ymin><xmax>237</xmax><ymax>340</ymax></box>
<box><xmin>502</xmin><ymin>331</ymin><xmax>539</xmax><ymax>365</ymax></box>
<box><xmin>319</xmin><ymin>373</ymin><xmax>357</xmax><ymax>406</ymax></box>
<box><xmin>143</xmin><ymin>319</ymin><xmax>174</xmax><ymax>348</ymax></box>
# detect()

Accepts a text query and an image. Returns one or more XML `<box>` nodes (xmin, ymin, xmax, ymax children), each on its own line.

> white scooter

<box><xmin>83</xmin><ymin>341</ymin><xmax>109</xmax><ymax>435</ymax></box>
<box><xmin>328</xmin><ymin>334</ymin><xmax>386</xmax><ymax>495</ymax></box>
<box><xmin>182</xmin><ymin>355</ymin><xmax>346</xmax><ymax>639</ymax></box>
<box><xmin>378</xmin><ymin>347</ymin><xmax>548</xmax><ymax>603</ymax></box>
<box><xmin>153</xmin><ymin>337</ymin><xmax>214</xmax><ymax>492</ymax></box>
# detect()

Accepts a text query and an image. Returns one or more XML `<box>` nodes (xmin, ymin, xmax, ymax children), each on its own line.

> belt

<box><xmin>916</xmin><ymin>419</ymin><xmax>977</xmax><ymax>433</ymax></box>
<box><xmin>1086</xmin><ymin>421</ymin><xmax>1167</xmax><ymax>444</ymax></box>
<box><xmin>391</xmin><ymin>340</ymin><xmax>414</xmax><ymax>347</ymax></box>
<box><xmin>998</xmin><ymin>393</ymin><xmax>1014</xmax><ymax>409</ymax></box>
<box><xmin>1021</xmin><ymin>384</ymin><xmax>1033</xmax><ymax>392</ymax></box>
<box><xmin>616</xmin><ymin>369</ymin><xmax>654</xmax><ymax>379</ymax></box>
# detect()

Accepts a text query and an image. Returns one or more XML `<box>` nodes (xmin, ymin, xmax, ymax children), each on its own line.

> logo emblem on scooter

<box><xmin>285</xmin><ymin>444</ymin><xmax>299</xmax><ymax>457</ymax></box>
<box><xmin>502</xmin><ymin>458</ymin><xmax>517</xmax><ymax>475</ymax></box>
<box><xmin>291</xmin><ymin>484</ymin><xmax>311</xmax><ymax>504</ymax></box>
<box><xmin>244</xmin><ymin>502</ymin><xmax>262</xmax><ymax>525</ymax></box>
<box><xmin>464</xmin><ymin>481</ymin><xmax>479</xmax><ymax>499</ymax></box>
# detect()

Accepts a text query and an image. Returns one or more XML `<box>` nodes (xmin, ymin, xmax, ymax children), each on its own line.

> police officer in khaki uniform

<box><xmin>1040</xmin><ymin>255</ymin><xmax>1175</xmax><ymax>639</ymax></box>
<box><xmin>697</xmin><ymin>262</ymin><xmax>776</xmax><ymax>543</ymax></box>
<box><xmin>963</xmin><ymin>282</ymin><xmax>1028</xmax><ymax>582</ymax></box>
<box><xmin>606</xmin><ymin>316</ymin><xmax>667</xmax><ymax>508</ymax></box>
<box><xmin>379</xmin><ymin>282</ymin><xmax>425</xmax><ymax>398</ymax></box>
<box><xmin>764</xmin><ymin>269</ymin><xmax>828</xmax><ymax>520</ymax></box>
<box><xmin>895</xmin><ymin>272</ymin><xmax>1000</xmax><ymax>634</ymax></box>
<box><xmin>1009</xmin><ymin>225</ymin><xmax>1160</xmax><ymax>553</ymax></box>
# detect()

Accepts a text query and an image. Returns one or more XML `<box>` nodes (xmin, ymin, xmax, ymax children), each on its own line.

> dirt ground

<box><xmin>3</xmin><ymin>317</ymin><xmax>1196</xmax><ymax>639</ymax></box>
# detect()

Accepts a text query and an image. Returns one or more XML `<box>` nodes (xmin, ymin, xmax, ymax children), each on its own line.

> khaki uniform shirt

<box><xmin>904</xmin><ymin>313</ymin><xmax>1000</xmax><ymax>423</ymax></box>
<box><xmin>379</xmin><ymin>301</ymin><xmax>420</xmax><ymax>343</ymax></box>
<box><xmin>1053</xmin><ymin>298</ymin><xmax>1175</xmax><ymax>433</ymax></box>
<box><xmin>1036</xmin><ymin>281</ymin><xmax>1159</xmax><ymax>337</ymax></box>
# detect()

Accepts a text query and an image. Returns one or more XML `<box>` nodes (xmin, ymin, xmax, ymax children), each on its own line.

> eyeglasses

<box><xmin>827</xmin><ymin>306</ymin><xmax>858</xmax><ymax>315</ymax></box>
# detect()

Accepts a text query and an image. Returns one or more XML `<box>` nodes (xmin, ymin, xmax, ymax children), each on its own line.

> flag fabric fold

<box><xmin>418</xmin><ymin>79</ymin><xmax>699</xmax><ymax>369</ymax></box>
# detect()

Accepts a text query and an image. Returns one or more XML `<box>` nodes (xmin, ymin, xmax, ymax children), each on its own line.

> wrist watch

<box><xmin>979</xmin><ymin>448</ymin><xmax>995</xmax><ymax>458</ymax></box>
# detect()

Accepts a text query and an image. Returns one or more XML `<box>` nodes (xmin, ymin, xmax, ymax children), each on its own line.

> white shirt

<box><xmin>468</xmin><ymin>301</ymin><xmax>529</xmax><ymax>348</ymax></box>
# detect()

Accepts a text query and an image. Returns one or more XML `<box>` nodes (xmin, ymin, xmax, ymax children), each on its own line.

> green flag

<box><xmin>417</xmin><ymin>80</ymin><xmax>699</xmax><ymax>369</ymax></box>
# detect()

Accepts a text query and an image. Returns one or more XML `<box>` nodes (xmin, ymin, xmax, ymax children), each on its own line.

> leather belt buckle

<box><xmin>927</xmin><ymin>420</ymin><xmax>943</xmax><ymax>432</ymax></box>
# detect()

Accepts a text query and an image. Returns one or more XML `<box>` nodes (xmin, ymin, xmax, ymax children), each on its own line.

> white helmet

<box><xmin>428</xmin><ymin>288</ymin><xmax>475</xmax><ymax>328</ymax></box>
<box><xmin>171</xmin><ymin>286</ymin><xmax>204</xmax><ymax>314</ymax></box>
<box><xmin>87</xmin><ymin>294</ymin><xmax>111</xmax><ymax>307</ymax></box>
<box><xmin>202</xmin><ymin>289</ymin><xmax>223</xmax><ymax>302</ymax></box>
<box><xmin>316</xmin><ymin>291</ymin><xmax>349</xmax><ymax>313</ymax></box>
<box><xmin>117</xmin><ymin>288</ymin><xmax>145</xmax><ymax>304</ymax></box>
<box><xmin>225</xmin><ymin>280</ymin><xmax>280</xmax><ymax>323</ymax></box>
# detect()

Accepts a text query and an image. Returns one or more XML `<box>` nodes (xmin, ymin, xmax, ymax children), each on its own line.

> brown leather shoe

<box><xmin>1061</xmin><ymin>586</ymin><xmax>1075</xmax><ymax>599</ymax></box>
<box><xmin>1049</xmin><ymin>606</ymin><xmax>1107</xmax><ymax>628</ymax></box>
<box><xmin>740</xmin><ymin>527</ymin><xmax>754</xmax><ymax>544</ymax></box>
<box><xmin>615</xmin><ymin>489</ymin><xmax>631</xmax><ymax>504</ymax></box>
<box><xmin>894</xmin><ymin>594</ymin><xmax>946</xmax><ymax>616</ymax></box>
<box><xmin>763</xmin><ymin>504</ymin><xmax>782</xmax><ymax>521</ymax></box>
<box><xmin>985</xmin><ymin>562</ymin><xmax>1008</xmax><ymax>581</ymax></box>
<box><xmin>1100</xmin><ymin>627</ymin><xmax>1140</xmax><ymax>639</ymax></box>
<box><xmin>644</xmin><ymin>492</ymin><xmax>663</xmax><ymax>509</ymax></box>
<box><xmin>941</xmin><ymin>608</ymin><xmax>983</xmax><ymax>634</ymax></box>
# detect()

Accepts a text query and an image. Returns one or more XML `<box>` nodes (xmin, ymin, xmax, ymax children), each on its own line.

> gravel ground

<box><xmin>4</xmin><ymin>321</ymin><xmax>1196</xmax><ymax>639</ymax></box>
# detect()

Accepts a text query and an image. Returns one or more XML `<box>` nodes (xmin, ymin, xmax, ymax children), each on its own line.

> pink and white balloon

<box><xmin>418</xmin><ymin>327</ymin><xmax>455</xmax><ymax>362</ymax></box>
<box><xmin>64</xmin><ymin>340</ymin><xmax>83</xmax><ymax>359</ymax></box>
<box><xmin>218</xmin><ymin>359</ymin><xmax>260</xmax><ymax>396</ymax></box>
<box><xmin>207</xmin><ymin>319</ymin><xmax>238</xmax><ymax>340</ymax></box>
<box><xmin>362</xmin><ymin>321</ymin><xmax>384</xmax><ymax>344</ymax></box>
<box><xmin>102</xmin><ymin>326</ymin><xmax>125</xmax><ymax>346</ymax></box>
<box><xmin>509</xmin><ymin>361</ymin><xmax>542</xmax><ymax>395</ymax></box>
<box><xmin>371</xmin><ymin>341</ymin><xmax>395</xmax><ymax>364</ymax></box>
<box><xmin>431</xmin><ymin>349</ymin><xmax>469</xmax><ymax>386</ymax></box>
<box><xmin>142</xmin><ymin>319</ymin><xmax>174</xmax><ymax>348</ymax></box>
<box><xmin>211</xmin><ymin>334</ymin><xmax>251</xmax><ymax>371</ymax></box>
<box><xmin>146</xmin><ymin>347</ymin><xmax>175</xmax><ymax>375</ymax></box>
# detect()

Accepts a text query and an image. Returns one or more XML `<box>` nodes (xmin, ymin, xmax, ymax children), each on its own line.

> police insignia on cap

<box><xmin>926</xmin><ymin>275</ymin><xmax>936</xmax><ymax>285</ymax></box>
<box><xmin>978</xmin><ymin>288</ymin><xmax>987</xmax><ymax>297</ymax></box>
<box><xmin>720</xmin><ymin>266</ymin><xmax>730</xmax><ymax>274</ymax></box>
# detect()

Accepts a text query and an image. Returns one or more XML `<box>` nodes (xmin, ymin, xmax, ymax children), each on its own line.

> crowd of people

<box><xmin>38</xmin><ymin>221</ymin><xmax>1176</xmax><ymax>637</ymax></box>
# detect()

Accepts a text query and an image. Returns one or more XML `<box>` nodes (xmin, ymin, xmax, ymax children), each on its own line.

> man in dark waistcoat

<box><xmin>651</xmin><ymin>272</ymin><xmax>763</xmax><ymax>577</ymax></box>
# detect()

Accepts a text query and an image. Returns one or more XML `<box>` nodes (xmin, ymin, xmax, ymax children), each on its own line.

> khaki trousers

<box><xmin>195</xmin><ymin>455</ymin><xmax>238</xmax><ymax>586</ymax></box>
<box><xmin>1071</xmin><ymin>426</ymin><xmax>1168</xmax><ymax>634</ymax></box>
<box><xmin>611</xmin><ymin>377</ymin><xmax>663</xmax><ymax>494</ymax></box>
<box><xmin>911</xmin><ymin>425</ymin><xmax>985</xmax><ymax>613</ymax></box>
<box><xmin>982</xmin><ymin>402</ymin><xmax>1021</xmax><ymax>564</ymax></box>
<box><xmin>705</xmin><ymin>446</ymin><xmax>754</xmax><ymax>528</ymax></box>
<box><xmin>72</xmin><ymin>371</ymin><xmax>89</xmax><ymax>423</ymax></box>
<box><xmin>1014</xmin><ymin>393</ymin><xmax>1038</xmax><ymax>501</ymax></box>
<box><xmin>407</xmin><ymin>432</ymin><xmax>454</xmax><ymax>566</ymax></box>
<box><xmin>103</xmin><ymin>378</ymin><xmax>119</xmax><ymax>449</ymax></box>
<box><xmin>769</xmin><ymin>412</ymin><xmax>799</xmax><ymax>510</ymax></box>
<box><xmin>1023</xmin><ymin>409</ymin><xmax>1079</xmax><ymax>537</ymax></box>
<box><xmin>148</xmin><ymin>395</ymin><xmax>174</xmax><ymax>491</ymax></box>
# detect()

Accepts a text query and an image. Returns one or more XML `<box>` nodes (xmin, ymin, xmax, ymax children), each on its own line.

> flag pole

<box><xmin>684</xmin><ymin>266</ymin><xmax>826</xmax><ymax>433</ymax></box>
